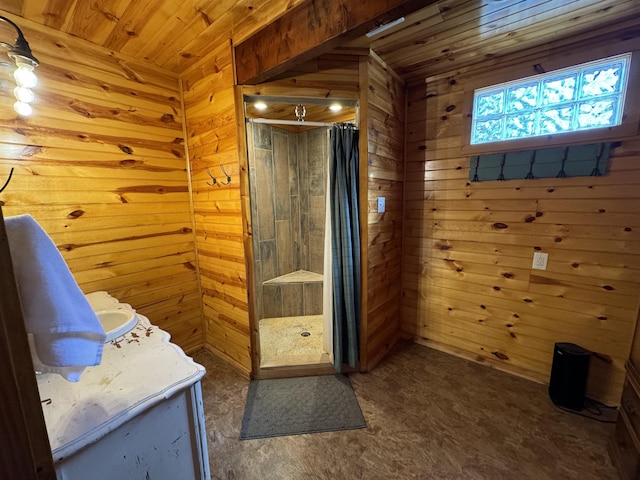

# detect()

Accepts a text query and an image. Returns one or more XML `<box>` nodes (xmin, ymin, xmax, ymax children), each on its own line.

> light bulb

<box><xmin>14</xmin><ymin>66</ymin><xmax>37</xmax><ymax>88</ymax></box>
<box><xmin>329</xmin><ymin>103</ymin><xmax>342</xmax><ymax>112</ymax></box>
<box><xmin>14</xmin><ymin>101</ymin><xmax>33</xmax><ymax>116</ymax></box>
<box><xmin>254</xmin><ymin>101</ymin><xmax>267</xmax><ymax>111</ymax></box>
<box><xmin>14</xmin><ymin>86</ymin><xmax>35</xmax><ymax>103</ymax></box>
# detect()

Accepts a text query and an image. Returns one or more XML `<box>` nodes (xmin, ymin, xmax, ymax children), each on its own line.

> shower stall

<box><xmin>242</xmin><ymin>95</ymin><xmax>359</xmax><ymax>373</ymax></box>
<box><xmin>246</xmin><ymin>121</ymin><xmax>332</xmax><ymax>368</ymax></box>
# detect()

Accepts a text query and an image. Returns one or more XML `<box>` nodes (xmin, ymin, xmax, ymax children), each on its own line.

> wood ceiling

<box><xmin>350</xmin><ymin>0</ymin><xmax>640</xmax><ymax>82</ymax></box>
<box><xmin>0</xmin><ymin>0</ymin><xmax>306</xmax><ymax>74</ymax></box>
<box><xmin>3</xmin><ymin>0</ymin><xmax>640</xmax><ymax>83</ymax></box>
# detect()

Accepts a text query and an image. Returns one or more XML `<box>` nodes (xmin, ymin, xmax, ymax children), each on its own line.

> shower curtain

<box><xmin>329</xmin><ymin>124</ymin><xmax>360</xmax><ymax>371</ymax></box>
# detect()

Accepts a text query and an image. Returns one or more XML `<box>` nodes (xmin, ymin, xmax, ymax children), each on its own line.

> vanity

<box><xmin>36</xmin><ymin>291</ymin><xmax>210</xmax><ymax>480</ymax></box>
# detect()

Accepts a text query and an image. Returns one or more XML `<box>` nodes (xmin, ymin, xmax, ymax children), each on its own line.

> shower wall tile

<box><xmin>262</xmin><ymin>284</ymin><xmax>282</xmax><ymax>319</ymax></box>
<box><xmin>254</xmin><ymin>259</ymin><xmax>263</xmax><ymax>321</ymax></box>
<box><xmin>273</xmin><ymin>133</ymin><xmax>291</xmax><ymax>221</ymax></box>
<box><xmin>253</xmin><ymin>123</ymin><xmax>272</xmax><ymax>149</ymax></box>
<box><xmin>254</xmin><ymin>148</ymin><xmax>275</xmax><ymax>241</ymax></box>
<box><xmin>288</xmin><ymin>131</ymin><xmax>299</xmax><ymax>197</ymax></box>
<box><xmin>276</xmin><ymin>220</ymin><xmax>293</xmax><ymax>276</ymax></box>
<box><xmin>309</xmin><ymin>195</ymin><xmax>325</xmax><ymax>274</ymax></box>
<box><xmin>308</xmin><ymin>128</ymin><xmax>328</xmax><ymax>196</ymax></box>
<box><xmin>249</xmin><ymin>124</ymin><xmax>330</xmax><ymax>325</ymax></box>
<box><xmin>290</xmin><ymin>195</ymin><xmax>301</xmax><ymax>271</ymax></box>
<box><xmin>260</xmin><ymin>239</ymin><xmax>277</xmax><ymax>282</ymax></box>
<box><xmin>297</xmin><ymin>132</ymin><xmax>309</xmax><ymax>215</ymax></box>
<box><xmin>300</xmin><ymin>212</ymin><xmax>309</xmax><ymax>271</ymax></box>
<box><xmin>304</xmin><ymin>283</ymin><xmax>323</xmax><ymax>316</ymax></box>
<box><xmin>281</xmin><ymin>284</ymin><xmax>304</xmax><ymax>317</ymax></box>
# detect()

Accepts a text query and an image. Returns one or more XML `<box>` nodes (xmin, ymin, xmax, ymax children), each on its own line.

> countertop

<box><xmin>37</xmin><ymin>291</ymin><xmax>205</xmax><ymax>462</ymax></box>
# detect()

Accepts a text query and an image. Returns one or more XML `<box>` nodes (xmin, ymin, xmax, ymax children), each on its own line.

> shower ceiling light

<box><xmin>254</xmin><ymin>101</ymin><xmax>267</xmax><ymax>110</ymax></box>
<box><xmin>329</xmin><ymin>103</ymin><xmax>342</xmax><ymax>112</ymax></box>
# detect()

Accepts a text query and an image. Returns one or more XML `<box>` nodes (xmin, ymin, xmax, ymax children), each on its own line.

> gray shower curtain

<box><xmin>329</xmin><ymin>124</ymin><xmax>360</xmax><ymax>371</ymax></box>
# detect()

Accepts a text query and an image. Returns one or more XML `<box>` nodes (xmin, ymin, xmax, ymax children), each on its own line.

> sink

<box><xmin>97</xmin><ymin>309</ymin><xmax>137</xmax><ymax>342</ymax></box>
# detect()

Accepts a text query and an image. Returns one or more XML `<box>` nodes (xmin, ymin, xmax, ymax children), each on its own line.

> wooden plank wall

<box><xmin>402</xmin><ymin>28</ymin><xmax>640</xmax><ymax>405</ymax></box>
<box><xmin>181</xmin><ymin>41</ymin><xmax>252</xmax><ymax>374</ymax></box>
<box><xmin>362</xmin><ymin>53</ymin><xmax>405</xmax><ymax>370</ymax></box>
<box><xmin>0</xmin><ymin>13</ymin><xmax>202</xmax><ymax>352</ymax></box>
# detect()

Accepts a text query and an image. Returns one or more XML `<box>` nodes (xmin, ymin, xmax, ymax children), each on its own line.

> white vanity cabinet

<box><xmin>37</xmin><ymin>292</ymin><xmax>210</xmax><ymax>480</ymax></box>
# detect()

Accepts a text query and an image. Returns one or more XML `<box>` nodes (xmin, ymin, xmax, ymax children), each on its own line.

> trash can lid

<box><xmin>555</xmin><ymin>342</ymin><xmax>591</xmax><ymax>356</ymax></box>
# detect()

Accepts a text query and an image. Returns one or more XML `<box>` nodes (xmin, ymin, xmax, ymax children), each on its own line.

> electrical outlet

<box><xmin>377</xmin><ymin>197</ymin><xmax>385</xmax><ymax>213</ymax></box>
<box><xmin>532</xmin><ymin>252</ymin><xmax>548</xmax><ymax>270</ymax></box>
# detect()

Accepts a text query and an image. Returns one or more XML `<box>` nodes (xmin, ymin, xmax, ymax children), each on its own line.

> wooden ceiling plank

<box><xmin>346</xmin><ymin>2</ymin><xmax>445</xmax><ymax>49</ymax></box>
<box><xmin>66</xmin><ymin>0</ymin><xmax>131</xmax><ymax>46</ymax></box>
<box><xmin>234</xmin><ymin>0</ymin><xmax>434</xmax><ymax>85</ymax></box>
<box><xmin>34</xmin><ymin>0</ymin><xmax>78</xmax><ymax>30</ymax></box>
<box><xmin>409</xmin><ymin>10</ymin><xmax>640</xmax><ymax>85</ymax></box>
<box><xmin>397</xmin><ymin>0</ymin><xmax>638</xmax><ymax>81</ymax></box>
<box><xmin>118</xmin><ymin>1</ymin><xmax>188</xmax><ymax>60</ymax></box>
<box><xmin>384</xmin><ymin>0</ymin><xmax>616</xmax><ymax>71</ymax></box>
<box><xmin>378</xmin><ymin>0</ymin><xmax>560</xmax><ymax>60</ymax></box>
<box><xmin>103</xmin><ymin>0</ymin><xmax>166</xmax><ymax>51</ymax></box>
<box><xmin>368</xmin><ymin>0</ymin><xmax>490</xmax><ymax>53</ymax></box>
<box><xmin>164</xmin><ymin>12</ymin><xmax>237</xmax><ymax>72</ymax></box>
<box><xmin>141</xmin><ymin>0</ymin><xmax>239</xmax><ymax>70</ymax></box>
<box><xmin>368</xmin><ymin>4</ymin><xmax>444</xmax><ymax>50</ymax></box>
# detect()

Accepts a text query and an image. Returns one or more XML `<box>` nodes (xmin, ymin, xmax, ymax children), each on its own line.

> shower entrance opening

<box><xmin>243</xmin><ymin>95</ymin><xmax>358</xmax><ymax>374</ymax></box>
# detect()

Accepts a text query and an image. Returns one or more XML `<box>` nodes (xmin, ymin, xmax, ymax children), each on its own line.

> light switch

<box><xmin>532</xmin><ymin>252</ymin><xmax>548</xmax><ymax>270</ymax></box>
<box><xmin>377</xmin><ymin>197</ymin><xmax>385</xmax><ymax>213</ymax></box>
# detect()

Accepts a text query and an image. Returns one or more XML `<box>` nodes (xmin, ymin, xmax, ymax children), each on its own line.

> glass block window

<box><xmin>471</xmin><ymin>53</ymin><xmax>631</xmax><ymax>145</ymax></box>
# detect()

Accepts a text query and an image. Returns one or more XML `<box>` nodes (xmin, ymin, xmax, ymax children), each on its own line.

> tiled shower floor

<box><xmin>259</xmin><ymin>315</ymin><xmax>331</xmax><ymax>368</ymax></box>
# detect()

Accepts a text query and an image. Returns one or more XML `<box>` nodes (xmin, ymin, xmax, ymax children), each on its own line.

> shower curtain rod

<box><xmin>247</xmin><ymin>117</ymin><xmax>355</xmax><ymax>127</ymax></box>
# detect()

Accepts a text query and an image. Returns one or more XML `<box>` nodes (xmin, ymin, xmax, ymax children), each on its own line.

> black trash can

<box><xmin>548</xmin><ymin>342</ymin><xmax>591</xmax><ymax>411</ymax></box>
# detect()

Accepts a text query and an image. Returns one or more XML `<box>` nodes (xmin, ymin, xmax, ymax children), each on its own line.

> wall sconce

<box><xmin>0</xmin><ymin>16</ymin><xmax>39</xmax><ymax>117</ymax></box>
<box><xmin>0</xmin><ymin>16</ymin><xmax>38</xmax><ymax>194</ymax></box>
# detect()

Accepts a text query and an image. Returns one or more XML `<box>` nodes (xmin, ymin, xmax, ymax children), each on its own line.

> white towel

<box><xmin>5</xmin><ymin>214</ymin><xmax>106</xmax><ymax>381</ymax></box>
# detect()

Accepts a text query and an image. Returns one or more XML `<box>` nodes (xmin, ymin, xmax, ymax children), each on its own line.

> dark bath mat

<box><xmin>239</xmin><ymin>374</ymin><xmax>366</xmax><ymax>440</ymax></box>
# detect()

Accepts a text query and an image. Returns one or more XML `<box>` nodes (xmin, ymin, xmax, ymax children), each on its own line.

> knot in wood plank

<box><xmin>67</xmin><ymin>210</ymin><xmax>84</xmax><ymax>219</ymax></box>
<box><xmin>120</xmin><ymin>159</ymin><xmax>140</xmax><ymax>167</ymax></box>
<box><xmin>492</xmin><ymin>351</ymin><xmax>509</xmax><ymax>360</ymax></box>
